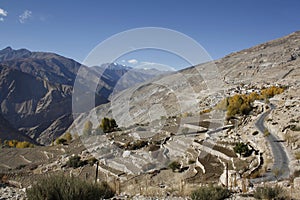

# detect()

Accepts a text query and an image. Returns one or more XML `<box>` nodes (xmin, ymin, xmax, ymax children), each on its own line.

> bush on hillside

<box><xmin>233</xmin><ymin>142</ymin><xmax>251</xmax><ymax>157</ymax></box>
<box><xmin>56</xmin><ymin>138</ymin><xmax>67</xmax><ymax>145</ymax></box>
<box><xmin>26</xmin><ymin>174</ymin><xmax>114</xmax><ymax>200</ymax></box>
<box><xmin>253</xmin><ymin>186</ymin><xmax>287</xmax><ymax>200</ymax></box>
<box><xmin>190</xmin><ymin>185</ymin><xmax>231</xmax><ymax>200</ymax></box>
<box><xmin>99</xmin><ymin>117</ymin><xmax>118</xmax><ymax>133</ymax></box>
<box><xmin>3</xmin><ymin>140</ymin><xmax>34</xmax><ymax>148</ymax></box>
<box><xmin>168</xmin><ymin>161</ymin><xmax>181</xmax><ymax>172</ymax></box>
<box><xmin>66</xmin><ymin>155</ymin><xmax>87</xmax><ymax>168</ymax></box>
<box><xmin>64</xmin><ymin>132</ymin><xmax>73</xmax><ymax>142</ymax></box>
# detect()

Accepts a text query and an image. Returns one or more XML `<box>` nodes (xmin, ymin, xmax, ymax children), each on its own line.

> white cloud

<box><xmin>0</xmin><ymin>8</ymin><xmax>8</xmax><ymax>22</ymax></box>
<box><xmin>0</xmin><ymin>8</ymin><xmax>8</xmax><ymax>17</ymax></box>
<box><xmin>19</xmin><ymin>10</ymin><xmax>32</xmax><ymax>24</ymax></box>
<box><xmin>137</xmin><ymin>62</ymin><xmax>176</xmax><ymax>71</ymax></box>
<box><xmin>127</xmin><ymin>59</ymin><xmax>138</xmax><ymax>65</ymax></box>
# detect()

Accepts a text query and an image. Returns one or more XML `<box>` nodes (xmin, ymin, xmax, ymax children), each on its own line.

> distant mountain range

<box><xmin>0</xmin><ymin>47</ymin><xmax>167</xmax><ymax>144</ymax></box>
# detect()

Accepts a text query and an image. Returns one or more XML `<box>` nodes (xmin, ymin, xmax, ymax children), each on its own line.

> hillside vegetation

<box><xmin>216</xmin><ymin>86</ymin><xmax>284</xmax><ymax>117</ymax></box>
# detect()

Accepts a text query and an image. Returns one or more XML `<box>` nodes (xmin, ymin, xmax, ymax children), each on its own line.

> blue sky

<box><xmin>1</xmin><ymin>0</ymin><xmax>300</xmax><ymax>69</ymax></box>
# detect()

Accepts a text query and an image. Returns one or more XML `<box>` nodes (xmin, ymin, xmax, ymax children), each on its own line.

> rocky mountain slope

<box><xmin>0</xmin><ymin>113</ymin><xmax>34</xmax><ymax>143</ymax></box>
<box><xmin>65</xmin><ymin>31</ymin><xmax>300</xmax><ymax>198</ymax></box>
<box><xmin>71</xmin><ymin>31</ymin><xmax>300</xmax><ymax>131</ymax></box>
<box><xmin>0</xmin><ymin>47</ymin><xmax>166</xmax><ymax>144</ymax></box>
<box><xmin>218</xmin><ymin>31</ymin><xmax>300</xmax><ymax>85</ymax></box>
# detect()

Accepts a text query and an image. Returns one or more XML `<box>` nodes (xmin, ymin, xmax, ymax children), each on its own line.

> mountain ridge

<box><xmin>0</xmin><ymin>48</ymin><xmax>168</xmax><ymax>144</ymax></box>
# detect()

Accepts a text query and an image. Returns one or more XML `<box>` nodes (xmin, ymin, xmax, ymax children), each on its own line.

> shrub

<box><xmin>261</xmin><ymin>86</ymin><xmax>284</xmax><ymax>99</ymax></box>
<box><xmin>7</xmin><ymin>140</ymin><xmax>18</xmax><ymax>147</ymax></box>
<box><xmin>99</xmin><ymin>118</ymin><xmax>118</xmax><ymax>133</ymax></box>
<box><xmin>56</xmin><ymin>138</ymin><xmax>67</xmax><ymax>145</ymax></box>
<box><xmin>168</xmin><ymin>161</ymin><xmax>181</xmax><ymax>172</ymax></box>
<box><xmin>15</xmin><ymin>164</ymin><xmax>26</xmax><ymax>170</ymax></box>
<box><xmin>66</xmin><ymin>155</ymin><xmax>87</xmax><ymax>168</ymax></box>
<box><xmin>253</xmin><ymin>186</ymin><xmax>287</xmax><ymax>200</ymax></box>
<box><xmin>88</xmin><ymin>157</ymin><xmax>98</xmax><ymax>166</ymax></box>
<box><xmin>64</xmin><ymin>132</ymin><xmax>73</xmax><ymax>142</ymax></box>
<box><xmin>190</xmin><ymin>185</ymin><xmax>231</xmax><ymax>200</ymax></box>
<box><xmin>16</xmin><ymin>141</ymin><xmax>34</xmax><ymax>148</ymax></box>
<box><xmin>26</xmin><ymin>174</ymin><xmax>114</xmax><ymax>200</ymax></box>
<box><xmin>233</xmin><ymin>142</ymin><xmax>251</xmax><ymax>157</ymax></box>
<box><xmin>55</xmin><ymin>132</ymin><xmax>73</xmax><ymax>145</ymax></box>
<box><xmin>3</xmin><ymin>140</ymin><xmax>34</xmax><ymax>148</ymax></box>
<box><xmin>188</xmin><ymin>159</ymin><xmax>196</xmax><ymax>164</ymax></box>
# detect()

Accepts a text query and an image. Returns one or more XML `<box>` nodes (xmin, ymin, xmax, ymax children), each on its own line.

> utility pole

<box><xmin>226</xmin><ymin>162</ymin><xmax>229</xmax><ymax>188</ymax></box>
<box><xmin>95</xmin><ymin>161</ymin><xmax>99</xmax><ymax>183</ymax></box>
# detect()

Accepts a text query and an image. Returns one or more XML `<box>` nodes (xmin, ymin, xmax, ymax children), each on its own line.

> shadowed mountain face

<box><xmin>0</xmin><ymin>112</ymin><xmax>35</xmax><ymax>143</ymax></box>
<box><xmin>0</xmin><ymin>47</ymin><xmax>166</xmax><ymax>144</ymax></box>
<box><xmin>0</xmin><ymin>63</ymin><xmax>74</xmax><ymax>144</ymax></box>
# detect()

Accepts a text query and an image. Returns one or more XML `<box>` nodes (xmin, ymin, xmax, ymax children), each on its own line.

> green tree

<box><xmin>233</xmin><ymin>142</ymin><xmax>251</xmax><ymax>157</ymax></box>
<box><xmin>56</xmin><ymin>138</ymin><xmax>67</xmax><ymax>145</ymax></box>
<box><xmin>16</xmin><ymin>141</ymin><xmax>34</xmax><ymax>148</ymax></box>
<box><xmin>100</xmin><ymin>118</ymin><xmax>110</xmax><ymax>133</ymax></box>
<box><xmin>109</xmin><ymin>118</ymin><xmax>117</xmax><ymax>130</ymax></box>
<box><xmin>100</xmin><ymin>118</ymin><xmax>118</xmax><ymax>133</ymax></box>
<box><xmin>66</xmin><ymin>155</ymin><xmax>87</xmax><ymax>168</ymax></box>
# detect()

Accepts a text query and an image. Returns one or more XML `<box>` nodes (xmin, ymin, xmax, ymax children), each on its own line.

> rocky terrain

<box><xmin>67</xmin><ymin>31</ymin><xmax>300</xmax><ymax>197</ymax></box>
<box><xmin>266</xmin><ymin>86</ymin><xmax>300</xmax><ymax>175</ymax></box>
<box><xmin>0</xmin><ymin>47</ymin><xmax>167</xmax><ymax>144</ymax></box>
<box><xmin>73</xmin><ymin>31</ymin><xmax>300</xmax><ymax>130</ymax></box>
<box><xmin>0</xmin><ymin>31</ymin><xmax>300</xmax><ymax>199</ymax></box>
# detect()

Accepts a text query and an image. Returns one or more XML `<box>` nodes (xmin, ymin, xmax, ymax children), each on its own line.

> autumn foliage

<box><xmin>3</xmin><ymin>140</ymin><xmax>34</xmax><ymax>148</ymax></box>
<box><xmin>216</xmin><ymin>86</ymin><xmax>284</xmax><ymax>117</ymax></box>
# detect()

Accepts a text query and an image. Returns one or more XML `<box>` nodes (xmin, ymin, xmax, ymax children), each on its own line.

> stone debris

<box><xmin>0</xmin><ymin>186</ymin><xmax>26</xmax><ymax>200</ymax></box>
